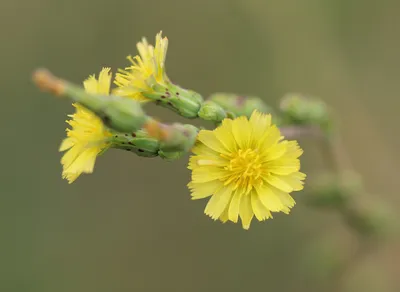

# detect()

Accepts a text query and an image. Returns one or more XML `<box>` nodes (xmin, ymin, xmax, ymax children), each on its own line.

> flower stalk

<box><xmin>33</xmin><ymin>69</ymin><xmax>148</xmax><ymax>133</ymax></box>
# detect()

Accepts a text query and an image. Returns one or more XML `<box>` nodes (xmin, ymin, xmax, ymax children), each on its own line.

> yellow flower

<box><xmin>59</xmin><ymin>68</ymin><xmax>113</xmax><ymax>183</ymax></box>
<box><xmin>188</xmin><ymin>111</ymin><xmax>306</xmax><ymax>229</ymax></box>
<box><xmin>114</xmin><ymin>31</ymin><xmax>169</xmax><ymax>102</ymax></box>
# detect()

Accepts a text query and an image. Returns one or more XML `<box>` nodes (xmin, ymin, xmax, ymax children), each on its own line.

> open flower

<box><xmin>188</xmin><ymin>111</ymin><xmax>306</xmax><ymax>229</ymax></box>
<box><xmin>59</xmin><ymin>68</ymin><xmax>113</xmax><ymax>183</ymax></box>
<box><xmin>113</xmin><ymin>31</ymin><xmax>169</xmax><ymax>102</ymax></box>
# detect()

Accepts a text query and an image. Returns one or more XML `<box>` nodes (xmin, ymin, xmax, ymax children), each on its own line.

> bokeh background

<box><xmin>2</xmin><ymin>0</ymin><xmax>400</xmax><ymax>291</ymax></box>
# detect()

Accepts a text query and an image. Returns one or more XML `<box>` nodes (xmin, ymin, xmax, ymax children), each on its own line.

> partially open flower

<box><xmin>59</xmin><ymin>68</ymin><xmax>113</xmax><ymax>183</ymax></box>
<box><xmin>114</xmin><ymin>32</ymin><xmax>169</xmax><ymax>102</ymax></box>
<box><xmin>188</xmin><ymin>111</ymin><xmax>306</xmax><ymax>229</ymax></box>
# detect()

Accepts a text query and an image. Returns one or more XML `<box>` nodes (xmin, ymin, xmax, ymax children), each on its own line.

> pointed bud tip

<box><xmin>32</xmin><ymin>68</ymin><xmax>65</xmax><ymax>96</ymax></box>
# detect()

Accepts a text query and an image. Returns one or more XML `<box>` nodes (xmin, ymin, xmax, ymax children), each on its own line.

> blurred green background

<box><xmin>2</xmin><ymin>0</ymin><xmax>399</xmax><ymax>291</ymax></box>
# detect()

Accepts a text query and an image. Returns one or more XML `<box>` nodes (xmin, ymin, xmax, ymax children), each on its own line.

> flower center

<box><xmin>224</xmin><ymin>148</ymin><xmax>263</xmax><ymax>192</ymax></box>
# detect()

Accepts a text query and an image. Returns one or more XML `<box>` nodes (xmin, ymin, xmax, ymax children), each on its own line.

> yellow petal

<box><xmin>188</xmin><ymin>180</ymin><xmax>222</xmax><ymax>200</ymax></box>
<box><xmin>112</xmin><ymin>86</ymin><xmax>149</xmax><ymax>102</ymax></box>
<box><xmin>205</xmin><ymin>186</ymin><xmax>234</xmax><ymax>220</ymax></box>
<box><xmin>62</xmin><ymin>171</ymin><xmax>80</xmax><ymax>184</ymax></box>
<box><xmin>263</xmin><ymin>141</ymin><xmax>288</xmax><ymax>161</ymax></box>
<box><xmin>219</xmin><ymin>204</ymin><xmax>230</xmax><ymax>223</ymax></box>
<box><xmin>61</xmin><ymin>145</ymin><xmax>82</xmax><ymax>169</ymax></box>
<box><xmin>191</xmin><ymin>166</ymin><xmax>227</xmax><ymax>183</ymax></box>
<box><xmin>197</xmin><ymin>130</ymin><xmax>229</xmax><ymax>154</ymax></box>
<box><xmin>267</xmin><ymin>158</ymin><xmax>300</xmax><ymax>175</ymax></box>
<box><xmin>214</xmin><ymin>118</ymin><xmax>237</xmax><ymax>153</ymax></box>
<box><xmin>250</xmin><ymin>111</ymin><xmax>271</xmax><ymax>141</ymax></box>
<box><xmin>272</xmin><ymin>186</ymin><xmax>296</xmax><ymax>212</ymax></box>
<box><xmin>232</xmin><ymin>116</ymin><xmax>251</xmax><ymax>149</ymax></box>
<box><xmin>251</xmin><ymin>191</ymin><xmax>272</xmax><ymax>221</ymax></box>
<box><xmin>239</xmin><ymin>194</ymin><xmax>254</xmax><ymax>230</ymax></box>
<box><xmin>191</xmin><ymin>142</ymin><xmax>220</xmax><ymax>157</ymax></box>
<box><xmin>260</xmin><ymin>123</ymin><xmax>280</xmax><ymax>143</ymax></box>
<box><xmin>59</xmin><ymin>138</ymin><xmax>74</xmax><ymax>152</ymax></box>
<box><xmin>277</xmin><ymin>172</ymin><xmax>306</xmax><ymax>191</ymax></box>
<box><xmin>63</xmin><ymin>148</ymin><xmax>98</xmax><ymax>175</ymax></box>
<box><xmin>265</xmin><ymin>175</ymin><xmax>294</xmax><ymax>192</ymax></box>
<box><xmin>190</xmin><ymin>155</ymin><xmax>228</xmax><ymax>168</ymax></box>
<box><xmin>284</xmin><ymin>141</ymin><xmax>303</xmax><ymax>159</ymax></box>
<box><xmin>83</xmin><ymin>75</ymin><xmax>98</xmax><ymax>94</ymax></box>
<box><xmin>256</xmin><ymin>184</ymin><xmax>285</xmax><ymax>212</ymax></box>
<box><xmin>97</xmin><ymin>67</ymin><xmax>112</xmax><ymax>94</ymax></box>
<box><xmin>228</xmin><ymin>190</ymin><xmax>243</xmax><ymax>223</ymax></box>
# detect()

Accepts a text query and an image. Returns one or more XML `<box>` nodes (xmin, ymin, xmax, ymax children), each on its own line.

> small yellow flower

<box><xmin>188</xmin><ymin>111</ymin><xmax>306</xmax><ymax>229</ymax></box>
<box><xmin>114</xmin><ymin>31</ymin><xmax>169</xmax><ymax>102</ymax></box>
<box><xmin>59</xmin><ymin>68</ymin><xmax>113</xmax><ymax>183</ymax></box>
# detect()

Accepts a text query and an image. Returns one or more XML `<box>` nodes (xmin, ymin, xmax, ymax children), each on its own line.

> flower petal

<box><xmin>239</xmin><ymin>194</ymin><xmax>254</xmax><ymax>230</ymax></box>
<box><xmin>263</xmin><ymin>141</ymin><xmax>288</xmax><ymax>162</ymax></box>
<box><xmin>219</xmin><ymin>204</ymin><xmax>230</xmax><ymax>223</ymax></box>
<box><xmin>83</xmin><ymin>75</ymin><xmax>98</xmax><ymax>94</ymax></box>
<box><xmin>59</xmin><ymin>138</ymin><xmax>74</xmax><ymax>152</ymax></box>
<box><xmin>251</xmin><ymin>190</ymin><xmax>273</xmax><ymax>221</ymax></box>
<box><xmin>197</xmin><ymin>130</ymin><xmax>229</xmax><ymax>154</ymax></box>
<box><xmin>205</xmin><ymin>186</ymin><xmax>234</xmax><ymax>220</ymax></box>
<box><xmin>191</xmin><ymin>142</ymin><xmax>219</xmax><ymax>157</ymax></box>
<box><xmin>285</xmin><ymin>141</ymin><xmax>303</xmax><ymax>159</ymax></box>
<box><xmin>188</xmin><ymin>180</ymin><xmax>222</xmax><ymax>200</ymax></box>
<box><xmin>272</xmin><ymin>187</ymin><xmax>296</xmax><ymax>214</ymax></box>
<box><xmin>63</xmin><ymin>148</ymin><xmax>98</xmax><ymax>175</ymax></box>
<box><xmin>265</xmin><ymin>175</ymin><xmax>294</xmax><ymax>192</ymax></box>
<box><xmin>232</xmin><ymin>116</ymin><xmax>251</xmax><ymax>149</ymax></box>
<box><xmin>267</xmin><ymin>158</ymin><xmax>300</xmax><ymax>175</ymax></box>
<box><xmin>258</xmin><ymin>125</ymin><xmax>281</xmax><ymax>149</ymax></box>
<box><xmin>97</xmin><ymin>67</ymin><xmax>112</xmax><ymax>94</ymax></box>
<box><xmin>228</xmin><ymin>190</ymin><xmax>243</xmax><ymax>223</ymax></box>
<box><xmin>192</xmin><ymin>166</ymin><xmax>227</xmax><ymax>183</ymax></box>
<box><xmin>277</xmin><ymin>172</ymin><xmax>306</xmax><ymax>191</ymax></box>
<box><xmin>215</xmin><ymin>118</ymin><xmax>237</xmax><ymax>153</ymax></box>
<box><xmin>250</xmin><ymin>111</ymin><xmax>271</xmax><ymax>141</ymax></box>
<box><xmin>256</xmin><ymin>184</ymin><xmax>285</xmax><ymax>212</ymax></box>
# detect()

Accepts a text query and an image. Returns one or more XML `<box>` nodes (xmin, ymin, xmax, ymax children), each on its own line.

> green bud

<box><xmin>159</xmin><ymin>124</ymin><xmax>198</xmax><ymax>152</ymax></box>
<box><xmin>198</xmin><ymin>101</ymin><xmax>227</xmax><ymax>123</ymax></box>
<box><xmin>110</xmin><ymin>132</ymin><xmax>160</xmax><ymax>156</ymax></box>
<box><xmin>102</xmin><ymin>97</ymin><xmax>148</xmax><ymax>133</ymax></box>
<box><xmin>280</xmin><ymin>93</ymin><xmax>332</xmax><ymax>133</ymax></box>
<box><xmin>209</xmin><ymin>93</ymin><xmax>275</xmax><ymax>119</ymax></box>
<box><xmin>143</xmin><ymin>83</ymin><xmax>203</xmax><ymax>118</ymax></box>
<box><xmin>64</xmin><ymin>83</ymin><xmax>148</xmax><ymax>133</ymax></box>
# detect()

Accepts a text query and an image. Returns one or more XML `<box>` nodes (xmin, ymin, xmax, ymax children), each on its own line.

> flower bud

<box><xmin>159</xmin><ymin>124</ymin><xmax>198</xmax><ymax>152</ymax></box>
<box><xmin>101</xmin><ymin>97</ymin><xmax>147</xmax><ymax>133</ymax></box>
<box><xmin>110</xmin><ymin>132</ymin><xmax>160</xmax><ymax>156</ymax></box>
<box><xmin>208</xmin><ymin>93</ymin><xmax>274</xmax><ymax>118</ymax></box>
<box><xmin>143</xmin><ymin>83</ymin><xmax>203</xmax><ymax>118</ymax></box>
<box><xmin>198</xmin><ymin>101</ymin><xmax>227</xmax><ymax>123</ymax></box>
<box><xmin>280</xmin><ymin>93</ymin><xmax>331</xmax><ymax>132</ymax></box>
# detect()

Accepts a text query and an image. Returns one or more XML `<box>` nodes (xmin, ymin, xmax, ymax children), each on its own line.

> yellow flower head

<box><xmin>59</xmin><ymin>68</ymin><xmax>113</xmax><ymax>183</ymax></box>
<box><xmin>188</xmin><ymin>111</ymin><xmax>306</xmax><ymax>229</ymax></box>
<box><xmin>114</xmin><ymin>31</ymin><xmax>169</xmax><ymax>102</ymax></box>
